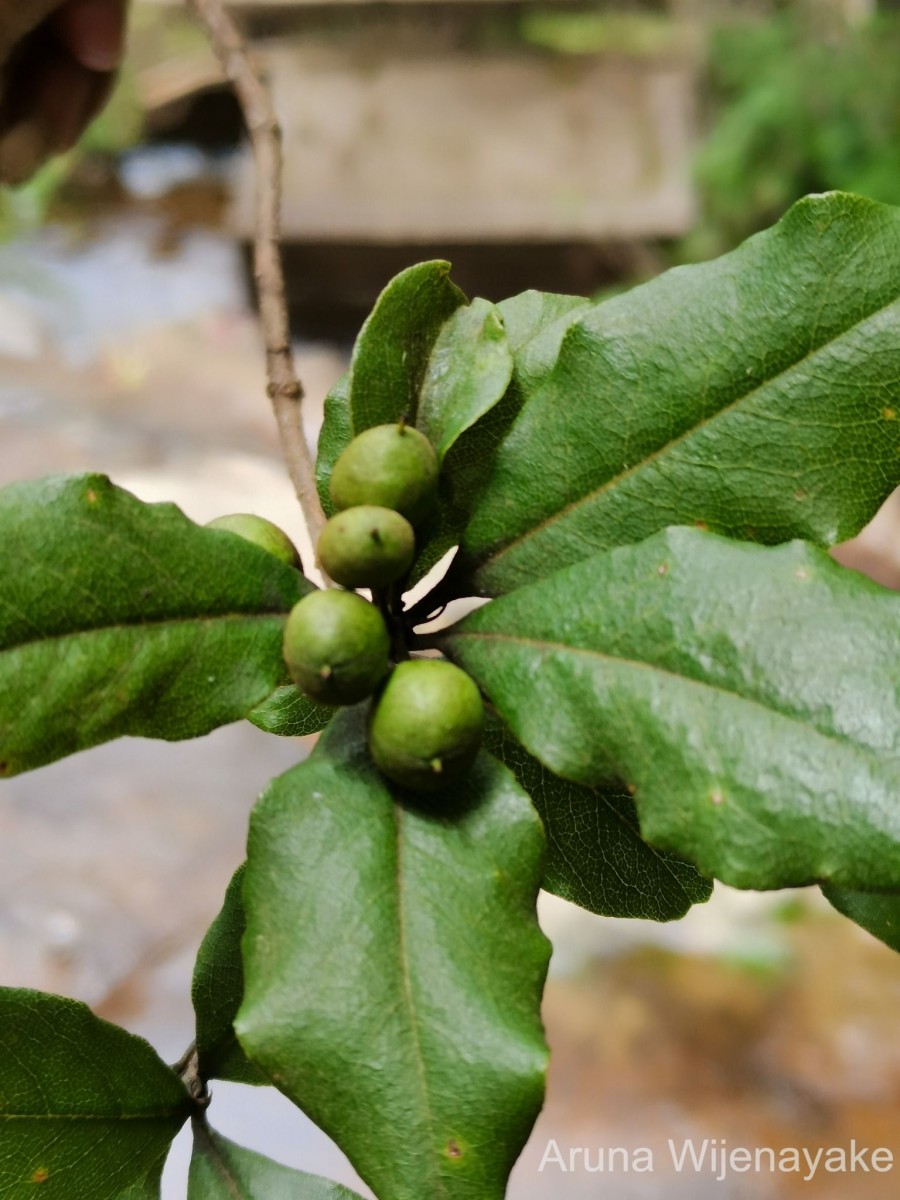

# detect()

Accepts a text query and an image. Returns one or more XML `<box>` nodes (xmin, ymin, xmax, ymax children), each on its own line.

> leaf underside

<box><xmin>247</xmin><ymin>685</ymin><xmax>334</xmax><ymax>738</ymax></box>
<box><xmin>0</xmin><ymin>989</ymin><xmax>190</xmax><ymax>1199</ymax></box>
<box><xmin>188</xmin><ymin>1124</ymin><xmax>366</xmax><ymax>1198</ymax></box>
<box><xmin>192</xmin><ymin>865</ymin><xmax>266</xmax><ymax>1087</ymax></box>
<box><xmin>822</xmin><ymin>884</ymin><xmax>900</xmax><ymax>953</ymax></box>
<box><xmin>486</xmin><ymin>724</ymin><xmax>712</xmax><ymax>920</ymax></box>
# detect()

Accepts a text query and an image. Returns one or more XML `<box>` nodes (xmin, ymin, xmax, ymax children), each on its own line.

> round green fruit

<box><xmin>368</xmin><ymin>659</ymin><xmax>485</xmax><ymax>793</ymax></box>
<box><xmin>206</xmin><ymin>512</ymin><xmax>299</xmax><ymax>567</ymax></box>
<box><xmin>329</xmin><ymin>424</ymin><xmax>439</xmax><ymax>527</ymax></box>
<box><xmin>317</xmin><ymin>505</ymin><xmax>415</xmax><ymax>589</ymax></box>
<box><xmin>284</xmin><ymin>589</ymin><xmax>390</xmax><ymax>705</ymax></box>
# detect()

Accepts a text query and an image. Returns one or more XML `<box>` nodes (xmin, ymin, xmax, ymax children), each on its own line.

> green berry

<box><xmin>284</xmin><ymin>590</ymin><xmax>390</xmax><ymax>705</ymax></box>
<box><xmin>329</xmin><ymin>424</ymin><xmax>439</xmax><ymax>527</ymax></box>
<box><xmin>368</xmin><ymin>659</ymin><xmax>485</xmax><ymax>793</ymax></box>
<box><xmin>317</xmin><ymin>505</ymin><xmax>415</xmax><ymax>589</ymax></box>
<box><xmin>206</xmin><ymin>513</ymin><xmax>299</xmax><ymax>567</ymax></box>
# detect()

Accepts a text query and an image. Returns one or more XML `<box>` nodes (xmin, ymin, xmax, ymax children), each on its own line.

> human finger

<box><xmin>50</xmin><ymin>0</ymin><xmax>127</xmax><ymax>73</ymax></box>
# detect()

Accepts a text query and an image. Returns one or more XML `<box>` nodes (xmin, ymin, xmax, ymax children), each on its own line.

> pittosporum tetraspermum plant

<box><xmin>1</xmin><ymin>189</ymin><xmax>899</xmax><ymax>1198</ymax></box>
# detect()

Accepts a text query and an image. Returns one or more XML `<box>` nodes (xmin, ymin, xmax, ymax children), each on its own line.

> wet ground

<box><xmin>0</xmin><ymin>192</ymin><xmax>898</xmax><ymax>1199</ymax></box>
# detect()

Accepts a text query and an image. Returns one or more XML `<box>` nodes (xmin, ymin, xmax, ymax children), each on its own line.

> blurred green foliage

<box><xmin>687</xmin><ymin>9</ymin><xmax>900</xmax><ymax>259</ymax></box>
<box><xmin>0</xmin><ymin>158</ymin><xmax>71</xmax><ymax>239</ymax></box>
<box><xmin>519</xmin><ymin>10</ymin><xmax>680</xmax><ymax>57</ymax></box>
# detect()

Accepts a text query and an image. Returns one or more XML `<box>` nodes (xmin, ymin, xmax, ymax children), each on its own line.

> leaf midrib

<box><xmin>392</xmin><ymin>805</ymin><xmax>448</xmax><ymax>1200</ymax></box>
<box><xmin>450</xmin><ymin>629</ymin><xmax>893</xmax><ymax>765</ymax></box>
<box><xmin>0</xmin><ymin>610</ymin><xmax>286</xmax><ymax>655</ymax></box>
<box><xmin>192</xmin><ymin>1122</ymin><xmax>245</xmax><ymax>1200</ymax></box>
<box><xmin>0</xmin><ymin>1108</ymin><xmax>185</xmax><ymax>1121</ymax></box>
<box><xmin>481</xmin><ymin>291</ymin><xmax>900</xmax><ymax>570</ymax></box>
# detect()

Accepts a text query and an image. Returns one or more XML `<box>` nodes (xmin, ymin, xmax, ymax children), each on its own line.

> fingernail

<box><xmin>54</xmin><ymin>0</ymin><xmax>126</xmax><ymax>73</ymax></box>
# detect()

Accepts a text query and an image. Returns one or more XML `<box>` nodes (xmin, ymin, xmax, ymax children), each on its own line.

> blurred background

<box><xmin>0</xmin><ymin>0</ymin><xmax>899</xmax><ymax>1196</ymax></box>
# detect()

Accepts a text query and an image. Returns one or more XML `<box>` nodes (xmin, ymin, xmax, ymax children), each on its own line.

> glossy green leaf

<box><xmin>417</xmin><ymin>298</ymin><xmax>512</xmax><ymax>462</ymax></box>
<box><xmin>821</xmin><ymin>885</ymin><xmax>900</xmax><ymax>953</ymax></box>
<box><xmin>445</xmin><ymin>527</ymin><xmax>900</xmax><ymax>890</ymax></box>
<box><xmin>0</xmin><ymin>989</ymin><xmax>190</xmax><ymax>1198</ymax></box>
<box><xmin>315</xmin><ymin>264</ymin><xmax>465</xmax><ymax>524</ymax></box>
<box><xmin>410</xmin><ymin>291</ymin><xmax>590</xmax><ymax>584</ymax></box>
<box><xmin>315</xmin><ymin>276</ymin><xmax>587</xmax><ymax>586</ymax></box>
<box><xmin>188</xmin><ymin>1124</ymin><xmax>365</xmax><ymax>1199</ymax></box>
<box><xmin>247</xmin><ymin>685</ymin><xmax>333</xmax><ymax>738</ymax></box>
<box><xmin>465</xmin><ymin>192</ymin><xmax>900</xmax><ymax>593</ymax></box>
<box><xmin>347</xmin><ymin>260</ymin><xmax>466</xmax><ymax>431</ymax></box>
<box><xmin>0</xmin><ymin>474</ymin><xmax>309</xmax><ymax>776</ymax></box>
<box><xmin>192</xmin><ymin>866</ymin><xmax>265</xmax><ymax>1086</ymax></box>
<box><xmin>495</xmin><ymin>289</ymin><xmax>592</xmax><ymax>385</ymax></box>
<box><xmin>486</xmin><ymin>725</ymin><xmax>712</xmax><ymax>920</ymax></box>
<box><xmin>237</xmin><ymin>709</ymin><xmax>549</xmax><ymax>1200</ymax></box>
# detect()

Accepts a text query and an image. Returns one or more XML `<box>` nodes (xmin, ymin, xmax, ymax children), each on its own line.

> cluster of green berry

<box><xmin>284</xmin><ymin>423</ymin><xmax>485</xmax><ymax>795</ymax></box>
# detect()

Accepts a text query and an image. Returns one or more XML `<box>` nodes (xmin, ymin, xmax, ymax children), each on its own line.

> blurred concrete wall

<box><xmin>220</xmin><ymin>1</ymin><xmax>698</xmax><ymax>243</ymax></box>
<box><xmin>233</xmin><ymin>37</ymin><xmax>696</xmax><ymax>242</ymax></box>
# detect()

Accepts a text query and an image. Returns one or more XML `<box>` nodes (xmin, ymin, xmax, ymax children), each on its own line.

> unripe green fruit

<box><xmin>329</xmin><ymin>424</ymin><xmax>439</xmax><ymax>527</ymax></box>
<box><xmin>317</xmin><ymin>505</ymin><xmax>415</xmax><ymax>589</ymax></box>
<box><xmin>206</xmin><ymin>513</ymin><xmax>300</xmax><ymax>567</ymax></box>
<box><xmin>368</xmin><ymin>659</ymin><xmax>485</xmax><ymax>793</ymax></box>
<box><xmin>284</xmin><ymin>590</ymin><xmax>390</xmax><ymax>705</ymax></box>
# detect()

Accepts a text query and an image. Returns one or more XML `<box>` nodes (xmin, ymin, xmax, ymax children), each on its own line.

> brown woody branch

<box><xmin>187</xmin><ymin>0</ymin><xmax>325</xmax><ymax>545</ymax></box>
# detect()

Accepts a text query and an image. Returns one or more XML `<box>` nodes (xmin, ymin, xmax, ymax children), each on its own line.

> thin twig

<box><xmin>187</xmin><ymin>0</ymin><xmax>326</xmax><ymax>545</ymax></box>
<box><xmin>173</xmin><ymin>1041</ymin><xmax>210</xmax><ymax>1108</ymax></box>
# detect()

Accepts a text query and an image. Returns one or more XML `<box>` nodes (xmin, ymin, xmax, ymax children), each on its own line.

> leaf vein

<box><xmin>485</xmin><ymin>294</ymin><xmax>900</xmax><ymax>569</ymax></box>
